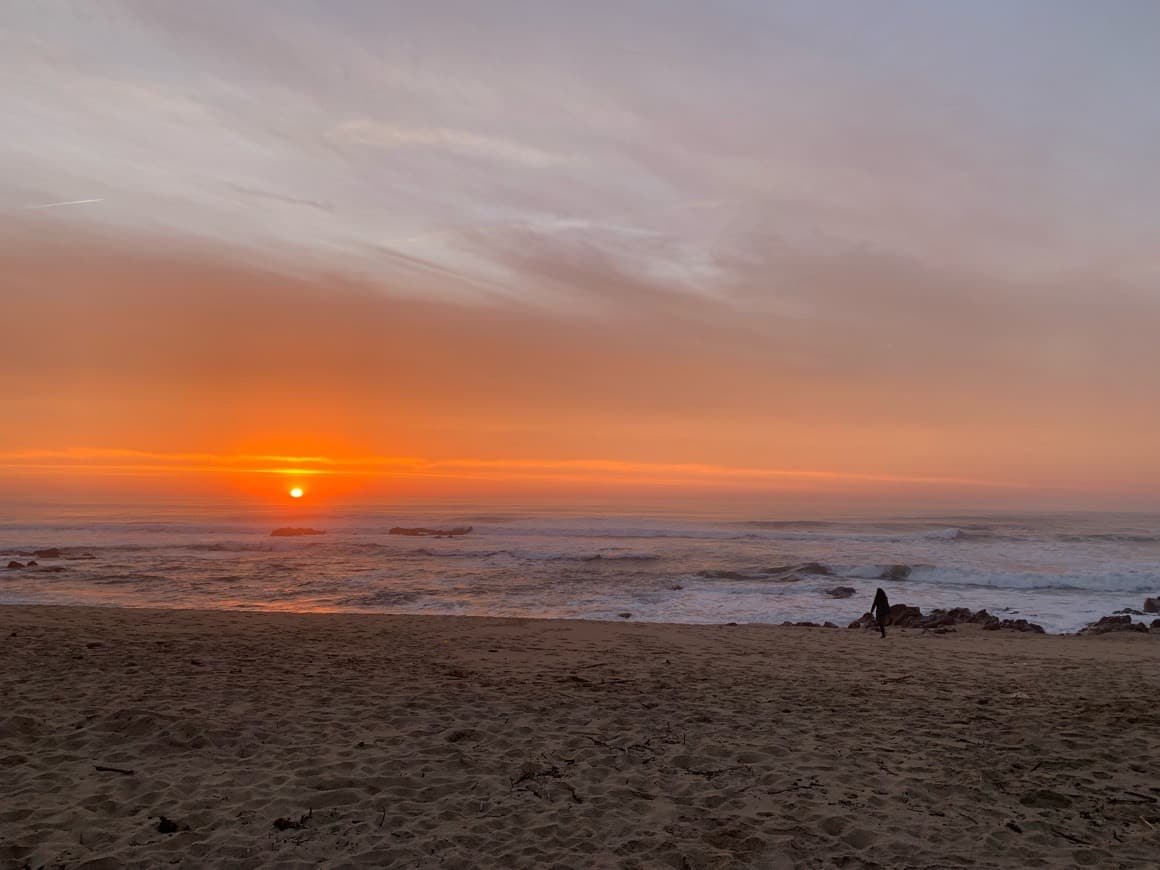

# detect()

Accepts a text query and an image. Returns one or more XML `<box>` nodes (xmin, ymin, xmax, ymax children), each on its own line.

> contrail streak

<box><xmin>25</xmin><ymin>198</ymin><xmax>104</xmax><ymax>209</ymax></box>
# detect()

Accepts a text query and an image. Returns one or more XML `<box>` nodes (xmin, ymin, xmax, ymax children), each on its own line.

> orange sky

<box><xmin>2</xmin><ymin>230</ymin><xmax>1158</xmax><ymax>509</ymax></box>
<box><xmin>3</xmin><ymin>4</ymin><xmax>1160</xmax><ymax>509</ymax></box>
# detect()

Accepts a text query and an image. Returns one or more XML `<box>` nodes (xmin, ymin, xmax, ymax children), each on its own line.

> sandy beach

<box><xmin>2</xmin><ymin>606</ymin><xmax>1158</xmax><ymax>869</ymax></box>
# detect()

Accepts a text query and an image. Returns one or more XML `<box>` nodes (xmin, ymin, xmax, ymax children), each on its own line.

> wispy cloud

<box><xmin>330</xmin><ymin>121</ymin><xmax>566</xmax><ymax>168</ymax></box>
<box><xmin>23</xmin><ymin>198</ymin><xmax>104</xmax><ymax>210</ymax></box>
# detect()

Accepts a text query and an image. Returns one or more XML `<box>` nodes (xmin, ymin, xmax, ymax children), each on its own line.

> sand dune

<box><xmin>2</xmin><ymin>606</ymin><xmax>1158</xmax><ymax>868</ymax></box>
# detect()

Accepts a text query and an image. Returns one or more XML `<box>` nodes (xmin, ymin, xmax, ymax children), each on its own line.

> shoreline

<box><xmin>4</xmin><ymin>605</ymin><xmax>1158</xmax><ymax>868</ymax></box>
<box><xmin>1</xmin><ymin>599</ymin><xmax>1155</xmax><ymax>636</ymax></box>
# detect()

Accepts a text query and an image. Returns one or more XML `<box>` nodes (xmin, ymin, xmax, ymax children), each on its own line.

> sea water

<box><xmin>1</xmin><ymin>503</ymin><xmax>1157</xmax><ymax>633</ymax></box>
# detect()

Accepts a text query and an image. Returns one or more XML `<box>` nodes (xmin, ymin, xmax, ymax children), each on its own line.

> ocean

<box><xmin>1</xmin><ymin>503</ymin><xmax>1157</xmax><ymax>633</ymax></box>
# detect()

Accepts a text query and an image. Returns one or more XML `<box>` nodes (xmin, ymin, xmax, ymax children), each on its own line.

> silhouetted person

<box><xmin>871</xmin><ymin>587</ymin><xmax>890</xmax><ymax>638</ymax></box>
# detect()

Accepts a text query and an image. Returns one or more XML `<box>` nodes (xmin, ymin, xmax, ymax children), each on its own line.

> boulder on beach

<box><xmin>7</xmin><ymin>560</ymin><xmax>24</xmax><ymax>569</ymax></box>
<box><xmin>33</xmin><ymin>548</ymin><xmax>61</xmax><ymax>559</ymax></box>
<box><xmin>270</xmin><ymin>527</ymin><xmax>326</xmax><ymax>537</ymax></box>
<box><xmin>826</xmin><ymin>586</ymin><xmax>857</xmax><ymax>599</ymax></box>
<box><xmin>1144</xmin><ymin>597</ymin><xmax>1159</xmax><ymax>613</ymax></box>
<box><xmin>388</xmin><ymin>526</ymin><xmax>472</xmax><ymax>537</ymax></box>
<box><xmin>1079</xmin><ymin>615</ymin><xmax>1149</xmax><ymax>635</ymax></box>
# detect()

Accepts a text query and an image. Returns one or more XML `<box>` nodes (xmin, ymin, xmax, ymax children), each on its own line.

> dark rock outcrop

<box><xmin>848</xmin><ymin>604</ymin><xmax>1045</xmax><ymax>633</ymax></box>
<box><xmin>1114</xmin><ymin>608</ymin><xmax>1144</xmax><ymax>615</ymax></box>
<box><xmin>887</xmin><ymin>604</ymin><xmax>923</xmax><ymax>627</ymax></box>
<box><xmin>33</xmin><ymin>548</ymin><xmax>61</xmax><ymax>559</ymax></box>
<box><xmin>1152</xmin><ymin>619</ymin><xmax>1160</xmax><ymax>630</ymax></box>
<box><xmin>270</xmin><ymin>527</ymin><xmax>326</xmax><ymax>537</ymax></box>
<box><xmin>7</xmin><ymin>560</ymin><xmax>24</xmax><ymax>569</ymax></box>
<box><xmin>1079</xmin><ymin>615</ymin><xmax>1149</xmax><ymax>635</ymax></box>
<box><xmin>982</xmin><ymin>618</ymin><xmax>1046</xmax><ymax>634</ymax></box>
<box><xmin>826</xmin><ymin>586</ymin><xmax>857</xmax><ymax>599</ymax></box>
<box><xmin>880</xmin><ymin>564</ymin><xmax>912</xmax><ymax>581</ymax></box>
<box><xmin>388</xmin><ymin>526</ymin><xmax>472</xmax><ymax>537</ymax></box>
<box><xmin>1144</xmin><ymin>598</ymin><xmax>1159</xmax><ymax>613</ymax></box>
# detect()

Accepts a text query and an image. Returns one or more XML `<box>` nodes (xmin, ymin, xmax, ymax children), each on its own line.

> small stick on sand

<box><xmin>94</xmin><ymin>765</ymin><xmax>135</xmax><ymax>776</ymax></box>
<box><xmin>1141</xmin><ymin>816</ymin><xmax>1155</xmax><ymax>830</ymax></box>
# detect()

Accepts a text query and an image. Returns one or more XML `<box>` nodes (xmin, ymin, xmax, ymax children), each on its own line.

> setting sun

<box><xmin>289</xmin><ymin>487</ymin><xmax>304</xmax><ymax>499</ymax></box>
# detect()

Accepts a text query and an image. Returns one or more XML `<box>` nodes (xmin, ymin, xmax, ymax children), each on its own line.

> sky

<box><xmin>2</xmin><ymin>1</ymin><xmax>1159</xmax><ymax>508</ymax></box>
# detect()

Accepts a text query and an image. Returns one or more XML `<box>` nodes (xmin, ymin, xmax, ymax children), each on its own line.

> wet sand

<box><xmin>2</xmin><ymin>605</ymin><xmax>1158</xmax><ymax>868</ymax></box>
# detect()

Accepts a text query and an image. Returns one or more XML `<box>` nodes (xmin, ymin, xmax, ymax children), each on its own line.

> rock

<box><xmin>887</xmin><ymin>604</ymin><xmax>923</xmax><ymax>627</ymax></box>
<box><xmin>913</xmin><ymin>607</ymin><xmax>976</xmax><ymax>629</ymax></box>
<box><xmin>26</xmin><ymin>560</ymin><xmax>37</xmax><ymax>567</ymax></box>
<box><xmin>1152</xmin><ymin>619</ymin><xmax>1160</xmax><ymax>630</ymax></box>
<box><xmin>41</xmin><ymin>566</ymin><xmax>66</xmax><ymax>573</ymax></box>
<box><xmin>33</xmin><ymin>548</ymin><xmax>61</xmax><ymax>559</ymax></box>
<box><xmin>669</xmin><ymin>584</ymin><xmax>684</xmax><ymax>591</ymax></box>
<box><xmin>880</xmin><ymin>564</ymin><xmax>912</xmax><ymax>581</ymax></box>
<box><xmin>388</xmin><ymin>526</ymin><xmax>472</xmax><ymax>537</ymax></box>
<box><xmin>1114</xmin><ymin>608</ymin><xmax>1144</xmax><ymax>615</ymax></box>
<box><xmin>6</xmin><ymin>560</ymin><xmax>23</xmax><ymax>569</ymax></box>
<box><xmin>1144</xmin><ymin>598</ymin><xmax>1159</xmax><ymax>613</ymax></box>
<box><xmin>1080</xmin><ymin>615</ymin><xmax>1148</xmax><ymax>634</ymax></box>
<box><xmin>982</xmin><ymin>618</ymin><xmax>1046</xmax><ymax>634</ymax></box>
<box><xmin>822</xmin><ymin>621</ymin><xmax>838</xmax><ymax>628</ymax></box>
<box><xmin>617</xmin><ymin>612</ymin><xmax>632</xmax><ymax>619</ymax></box>
<box><xmin>848</xmin><ymin>604</ymin><xmax>1044</xmax><ymax>634</ymax></box>
<box><xmin>826</xmin><ymin>586</ymin><xmax>857</xmax><ymax>599</ymax></box>
<box><xmin>270</xmin><ymin>527</ymin><xmax>326</xmax><ymax>537</ymax></box>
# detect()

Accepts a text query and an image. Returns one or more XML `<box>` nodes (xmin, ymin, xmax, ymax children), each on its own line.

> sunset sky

<box><xmin>3</xmin><ymin>2</ymin><xmax>1159</xmax><ymax>507</ymax></box>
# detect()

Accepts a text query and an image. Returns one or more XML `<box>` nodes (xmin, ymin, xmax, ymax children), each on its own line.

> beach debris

<box><xmin>1144</xmin><ymin>597</ymin><xmax>1159</xmax><ymax>613</ymax></box>
<box><xmin>270</xmin><ymin>527</ymin><xmax>326</xmax><ymax>537</ymax></box>
<box><xmin>156</xmin><ymin>816</ymin><xmax>179</xmax><ymax>833</ymax></box>
<box><xmin>1079</xmin><ymin>615</ymin><xmax>1149</xmax><ymax>634</ymax></box>
<box><xmin>273</xmin><ymin>809</ymin><xmax>312</xmax><ymax>831</ymax></box>
<box><xmin>826</xmin><ymin>586</ymin><xmax>857</xmax><ymax>598</ymax></box>
<box><xmin>511</xmin><ymin>761</ymin><xmax>584</xmax><ymax>804</ymax></box>
<box><xmin>389</xmin><ymin>526</ymin><xmax>472</xmax><ymax>537</ymax></box>
<box><xmin>94</xmin><ymin>764</ymin><xmax>135</xmax><ymax>775</ymax></box>
<box><xmin>33</xmin><ymin>548</ymin><xmax>61</xmax><ymax>558</ymax></box>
